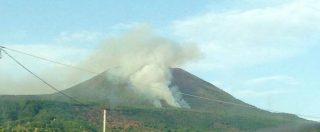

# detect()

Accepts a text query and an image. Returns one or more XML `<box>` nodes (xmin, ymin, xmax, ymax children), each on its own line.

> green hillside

<box><xmin>45</xmin><ymin>68</ymin><xmax>251</xmax><ymax>108</ymax></box>
<box><xmin>0</xmin><ymin>99</ymin><xmax>315</xmax><ymax>131</ymax></box>
<box><xmin>0</xmin><ymin>68</ymin><xmax>319</xmax><ymax>131</ymax></box>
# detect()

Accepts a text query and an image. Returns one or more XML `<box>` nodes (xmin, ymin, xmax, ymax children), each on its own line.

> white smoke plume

<box><xmin>81</xmin><ymin>26</ymin><xmax>200</xmax><ymax>107</ymax></box>
<box><xmin>0</xmin><ymin>25</ymin><xmax>200</xmax><ymax>107</ymax></box>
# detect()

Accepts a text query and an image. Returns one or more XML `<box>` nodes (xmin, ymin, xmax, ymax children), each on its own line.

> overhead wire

<box><xmin>1</xmin><ymin>46</ymin><xmax>98</xmax><ymax>74</ymax></box>
<box><xmin>1</xmin><ymin>48</ymin><xmax>86</xmax><ymax>106</ymax></box>
<box><xmin>179</xmin><ymin>92</ymin><xmax>320</xmax><ymax>120</ymax></box>
<box><xmin>178</xmin><ymin>92</ymin><xmax>254</xmax><ymax>108</ymax></box>
<box><xmin>1</xmin><ymin>46</ymin><xmax>320</xmax><ymax>120</ymax></box>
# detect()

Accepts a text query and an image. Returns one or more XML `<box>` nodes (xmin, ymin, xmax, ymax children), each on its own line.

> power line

<box><xmin>1</xmin><ymin>46</ymin><xmax>320</xmax><ymax>120</ymax></box>
<box><xmin>178</xmin><ymin>92</ymin><xmax>254</xmax><ymax>108</ymax></box>
<box><xmin>1</xmin><ymin>48</ymin><xmax>86</xmax><ymax>105</ymax></box>
<box><xmin>267</xmin><ymin>109</ymin><xmax>320</xmax><ymax>121</ymax></box>
<box><xmin>1</xmin><ymin>46</ymin><xmax>98</xmax><ymax>74</ymax></box>
<box><xmin>179</xmin><ymin>92</ymin><xmax>320</xmax><ymax>120</ymax></box>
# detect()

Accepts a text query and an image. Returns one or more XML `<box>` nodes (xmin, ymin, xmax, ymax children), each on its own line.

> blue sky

<box><xmin>1</xmin><ymin>0</ymin><xmax>320</xmax><ymax>121</ymax></box>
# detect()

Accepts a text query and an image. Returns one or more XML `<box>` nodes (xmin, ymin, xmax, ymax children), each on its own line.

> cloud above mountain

<box><xmin>172</xmin><ymin>0</ymin><xmax>320</xmax><ymax>71</ymax></box>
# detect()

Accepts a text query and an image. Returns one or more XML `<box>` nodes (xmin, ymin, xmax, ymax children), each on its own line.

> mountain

<box><xmin>0</xmin><ymin>68</ymin><xmax>318</xmax><ymax>131</ymax></box>
<box><xmin>46</xmin><ymin>68</ymin><xmax>250</xmax><ymax>108</ymax></box>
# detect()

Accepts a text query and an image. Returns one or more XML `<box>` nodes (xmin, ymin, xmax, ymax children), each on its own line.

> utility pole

<box><xmin>103</xmin><ymin>109</ymin><xmax>106</xmax><ymax>132</ymax></box>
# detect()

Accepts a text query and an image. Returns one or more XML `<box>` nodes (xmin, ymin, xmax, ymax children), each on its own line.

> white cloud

<box><xmin>54</xmin><ymin>31</ymin><xmax>105</xmax><ymax>45</ymax></box>
<box><xmin>245</xmin><ymin>75</ymin><xmax>300</xmax><ymax>86</ymax></box>
<box><xmin>172</xmin><ymin>0</ymin><xmax>320</xmax><ymax>70</ymax></box>
<box><xmin>111</xmin><ymin>22</ymin><xmax>143</xmax><ymax>31</ymax></box>
<box><xmin>234</xmin><ymin>90</ymin><xmax>286</xmax><ymax>98</ymax></box>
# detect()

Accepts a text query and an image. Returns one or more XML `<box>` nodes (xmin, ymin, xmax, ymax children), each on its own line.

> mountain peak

<box><xmin>47</xmin><ymin>68</ymin><xmax>250</xmax><ymax>110</ymax></box>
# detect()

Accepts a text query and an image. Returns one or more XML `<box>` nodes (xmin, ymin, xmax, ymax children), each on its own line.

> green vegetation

<box><xmin>0</xmin><ymin>100</ymin><xmax>98</xmax><ymax>131</ymax></box>
<box><xmin>0</xmin><ymin>68</ymin><xmax>319</xmax><ymax>131</ymax></box>
<box><xmin>0</xmin><ymin>98</ymin><xmax>316</xmax><ymax>131</ymax></box>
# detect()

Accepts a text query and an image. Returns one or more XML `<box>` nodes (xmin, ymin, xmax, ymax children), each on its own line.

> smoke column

<box><xmin>0</xmin><ymin>25</ymin><xmax>200</xmax><ymax>108</ymax></box>
<box><xmin>81</xmin><ymin>26</ymin><xmax>200</xmax><ymax>107</ymax></box>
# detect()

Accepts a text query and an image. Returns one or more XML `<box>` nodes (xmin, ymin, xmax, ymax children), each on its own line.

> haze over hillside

<box><xmin>1</xmin><ymin>67</ymin><xmax>319</xmax><ymax>131</ymax></box>
<box><xmin>47</xmin><ymin>68</ymin><xmax>250</xmax><ymax>108</ymax></box>
<box><xmin>0</xmin><ymin>26</ymin><xmax>319</xmax><ymax>131</ymax></box>
<box><xmin>1</xmin><ymin>0</ymin><xmax>320</xmax><ymax>131</ymax></box>
<box><xmin>1</xmin><ymin>0</ymin><xmax>320</xmax><ymax>127</ymax></box>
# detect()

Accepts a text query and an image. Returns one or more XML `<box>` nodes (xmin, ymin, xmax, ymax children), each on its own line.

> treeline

<box><xmin>0</xmin><ymin>100</ymin><xmax>98</xmax><ymax>131</ymax></box>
